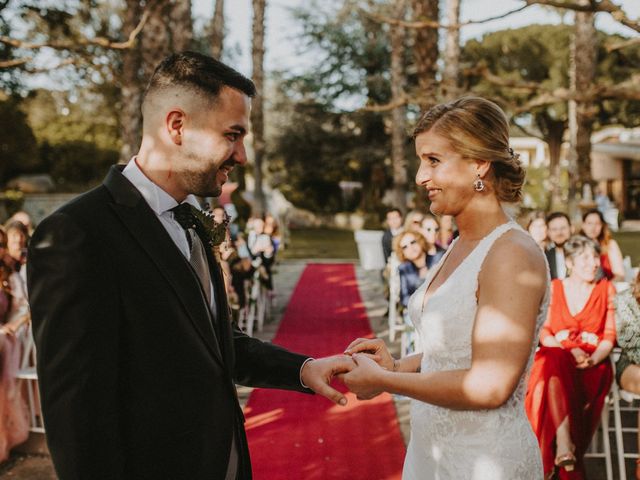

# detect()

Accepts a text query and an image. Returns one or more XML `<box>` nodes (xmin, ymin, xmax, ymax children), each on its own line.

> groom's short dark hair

<box><xmin>143</xmin><ymin>51</ymin><xmax>256</xmax><ymax>107</ymax></box>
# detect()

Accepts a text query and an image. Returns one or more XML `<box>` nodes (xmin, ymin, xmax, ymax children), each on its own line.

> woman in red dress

<box><xmin>526</xmin><ymin>235</ymin><xmax>616</xmax><ymax>479</ymax></box>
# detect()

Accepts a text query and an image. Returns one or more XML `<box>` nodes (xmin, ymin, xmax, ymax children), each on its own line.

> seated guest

<box><xmin>580</xmin><ymin>208</ymin><xmax>625</xmax><ymax>281</ymax></box>
<box><xmin>4</xmin><ymin>221</ymin><xmax>29</xmax><ymax>270</ymax></box>
<box><xmin>4</xmin><ymin>221</ymin><xmax>29</xmax><ymax>305</ymax></box>
<box><xmin>403</xmin><ymin>210</ymin><xmax>425</xmax><ymax>231</ymax></box>
<box><xmin>613</xmin><ymin>270</ymin><xmax>640</xmax><ymax>479</ymax></box>
<box><xmin>5</xmin><ymin>211</ymin><xmax>33</xmax><ymax>236</ymax></box>
<box><xmin>526</xmin><ymin>235</ymin><xmax>615</xmax><ymax>479</ymax></box>
<box><xmin>393</xmin><ymin>230</ymin><xmax>430</xmax><ymax>309</ymax></box>
<box><xmin>418</xmin><ymin>214</ymin><xmax>446</xmax><ymax>268</ymax></box>
<box><xmin>436</xmin><ymin>214</ymin><xmax>455</xmax><ymax>248</ymax></box>
<box><xmin>545</xmin><ymin>212</ymin><xmax>572</xmax><ymax>280</ymax></box>
<box><xmin>0</xmin><ymin>227</ymin><xmax>27</xmax><ymax>324</ymax></box>
<box><xmin>382</xmin><ymin>208</ymin><xmax>403</xmax><ymax>262</ymax></box>
<box><xmin>247</xmin><ymin>216</ymin><xmax>275</xmax><ymax>290</ymax></box>
<box><xmin>0</xmin><ymin>228</ymin><xmax>12</xmax><ymax>324</ymax></box>
<box><xmin>264</xmin><ymin>213</ymin><xmax>283</xmax><ymax>253</ymax></box>
<box><xmin>527</xmin><ymin>210</ymin><xmax>548</xmax><ymax>250</ymax></box>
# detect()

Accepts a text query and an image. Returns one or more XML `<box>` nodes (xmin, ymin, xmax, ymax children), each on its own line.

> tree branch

<box><xmin>361</xmin><ymin>95</ymin><xmax>408</xmax><ymax>112</ymax></box>
<box><xmin>0</xmin><ymin>6</ymin><xmax>151</xmax><ymax>53</ymax></box>
<box><xmin>463</xmin><ymin>65</ymin><xmax>541</xmax><ymax>91</ymax></box>
<box><xmin>0</xmin><ymin>57</ymin><xmax>31</xmax><ymax>68</ymax></box>
<box><xmin>512</xmin><ymin>119</ymin><xmax>544</xmax><ymax>140</ymax></box>
<box><xmin>524</xmin><ymin>0</ymin><xmax>640</xmax><ymax>33</ymax></box>
<box><xmin>360</xmin><ymin>4</ymin><xmax>530</xmax><ymax>30</ymax></box>
<box><xmin>23</xmin><ymin>58</ymin><xmax>80</xmax><ymax>74</ymax></box>
<box><xmin>606</xmin><ymin>35</ymin><xmax>640</xmax><ymax>52</ymax></box>
<box><xmin>513</xmin><ymin>76</ymin><xmax>640</xmax><ymax>113</ymax></box>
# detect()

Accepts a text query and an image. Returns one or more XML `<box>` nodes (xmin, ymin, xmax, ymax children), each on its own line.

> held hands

<box><xmin>340</xmin><ymin>354</ymin><xmax>387</xmax><ymax>400</ymax></box>
<box><xmin>341</xmin><ymin>337</ymin><xmax>396</xmax><ymax>400</ymax></box>
<box><xmin>344</xmin><ymin>337</ymin><xmax>395</xmax><ymax>371</ymax></box>
<box><xmin>300</xmin><ymin>355</ymin><xmax>356</xmax><ymax>406</ymax></box>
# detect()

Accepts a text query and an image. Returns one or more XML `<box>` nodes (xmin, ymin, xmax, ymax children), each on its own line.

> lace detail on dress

<box><xmin>403</xmin><ymin>220</ymin><xmax>549</xmax><ymax>480</ymax></box>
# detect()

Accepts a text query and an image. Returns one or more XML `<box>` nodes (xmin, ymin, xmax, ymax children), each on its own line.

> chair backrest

<box><xmin>623</xmin><ymin>256</ymin><xmax>638</xmax><ymax>283</ymax></box>
<box><xmin>15</xmin><ymin>317</ymin><xmax>36</xmax><ymax>371</ymax></box>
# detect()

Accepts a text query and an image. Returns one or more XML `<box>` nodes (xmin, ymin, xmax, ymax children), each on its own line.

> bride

<box><xmin>343</xmin><ymin>96</ymin><xmax>548</xmax><ymax>480</ymax></box>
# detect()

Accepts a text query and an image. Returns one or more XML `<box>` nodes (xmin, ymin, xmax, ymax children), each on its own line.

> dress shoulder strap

<box><xmin>470</xmin><ymin>220</ymin><xmax>521</xmax><ymax>266</ymax></box>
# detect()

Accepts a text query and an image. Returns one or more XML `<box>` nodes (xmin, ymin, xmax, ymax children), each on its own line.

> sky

<box><xmin>191</xmin><ymin>0</ymin><xmax>640</xmax><ymax>77</ymax></box>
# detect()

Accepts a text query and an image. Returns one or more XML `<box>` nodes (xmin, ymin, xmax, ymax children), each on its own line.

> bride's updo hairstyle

<box><xmin>412</xmin><ymin>96</ymin><xmax>525</xmax><ymax>203</ymax></box>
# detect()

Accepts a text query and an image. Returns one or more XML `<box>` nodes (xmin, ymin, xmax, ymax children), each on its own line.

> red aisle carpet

<box><xmin>244</xmin><ymin>263</ymin><xmax>406</xmax><ymax>480</ymax></box>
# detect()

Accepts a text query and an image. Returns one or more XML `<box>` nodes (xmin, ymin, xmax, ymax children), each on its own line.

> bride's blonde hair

<box><xmin>413</xmin><ymin>96</ymin><xmax>525</xmax><ymax>203</ymax></box>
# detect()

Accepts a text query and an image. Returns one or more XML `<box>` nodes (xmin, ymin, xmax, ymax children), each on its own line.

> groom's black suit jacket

<box><xmin>27</xmin><ymin>166</ymin><xmax>311</xmax><ymax>480</ymax></box>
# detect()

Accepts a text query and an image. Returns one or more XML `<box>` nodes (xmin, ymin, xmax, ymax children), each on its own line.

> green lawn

<box><xmin>280</xmin><ymin>227</ymin><xmax>640</xmax><ymax>268</ymax></box>
<box><xmin>612</xmin><ymin>231</ymin><xmax>640</xmax><ymax>267</ymax></box>
<box><xmin>281</xmin><ymin>228</ymin><xmax>359</xmax><ymax>260</ymax></box>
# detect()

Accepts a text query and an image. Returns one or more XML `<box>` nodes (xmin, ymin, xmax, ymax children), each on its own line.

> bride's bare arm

<box><xmin>343</xmin><ymin>231</ymin><xmax>548</xmax><ymax>410</ymax></box>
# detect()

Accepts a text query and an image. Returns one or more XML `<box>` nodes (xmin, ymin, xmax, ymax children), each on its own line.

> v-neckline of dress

<box><xmin>558</xmin><ymin>279</ymin><xmax>597</xmax><ymax>318</ymax></box>
<box><xmin>420</xmin><ymin>221</ymin><xmax>513</xmax><ymax>315</ymax></box>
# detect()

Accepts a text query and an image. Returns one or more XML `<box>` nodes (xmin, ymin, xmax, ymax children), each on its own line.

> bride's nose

<box><xmin>415</xmin><ymin>161</ymin><xmax>431</xmax><ymax>187</ymax></box>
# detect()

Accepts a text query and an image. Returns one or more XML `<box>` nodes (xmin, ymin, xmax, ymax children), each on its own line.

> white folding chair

<box><xmin>611</xmin><ymin>380</ymin><xmax>640</xmax><ymax>480</ymax></box>
<box><xmin>14</xmin><ymin>319</ymin><xmax>45</xmax><ymax>433</ymax></box>
<box><xmin>387</xmin><ymin>255</ymin><xmax>404</xmax><ymax>342</ymax></box>
<box><xmin>584</xmin><ymin>388</ymin><xmax>614</xmax><ymax>480</ymax></box>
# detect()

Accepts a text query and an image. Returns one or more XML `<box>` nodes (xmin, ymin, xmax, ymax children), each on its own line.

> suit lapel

<box><xmin>103</xmin><ymin>166</ymin><xmax>225</xmax><ymax>367</ymax></box>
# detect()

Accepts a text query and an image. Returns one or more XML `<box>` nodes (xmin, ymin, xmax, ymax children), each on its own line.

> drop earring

<box><xmin>473</xmin><ymin>174</ymin><xmax>485</xmax><ymax>192</ymax></box>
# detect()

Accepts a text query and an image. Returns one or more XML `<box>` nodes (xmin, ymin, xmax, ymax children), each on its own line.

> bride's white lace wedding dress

<box><xmin>403</xmin><ymin>221</ymin><xmax>548</xmax><ymax>480</ymax></box>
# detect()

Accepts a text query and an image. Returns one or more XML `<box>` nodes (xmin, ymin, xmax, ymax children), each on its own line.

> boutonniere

<box><xmin>192</xmin><ymin>204</ymin><xmax>229</xmax><ymax>262</ymax></box>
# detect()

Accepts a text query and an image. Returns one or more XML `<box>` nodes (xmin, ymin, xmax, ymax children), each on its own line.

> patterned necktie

<box><xmin>170</xmin><ymin>203</ymin><xmax>213</xmax><ymax>309</ymax></box>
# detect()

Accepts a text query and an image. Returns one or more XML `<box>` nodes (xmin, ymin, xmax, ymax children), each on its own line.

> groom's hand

<box><xmin>301</xmin><ymin>355</ymin><xmax>356</xmax><ymax>406</ymax></box>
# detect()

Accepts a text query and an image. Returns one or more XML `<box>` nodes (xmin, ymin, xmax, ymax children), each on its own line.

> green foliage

<box><xmin>287</xmin><ymin>0</ymin><xmax>392</xmax><ymax>108</ymax></box>
<box><xmin>463</xmin><ymin>24</ymin><xmax>572</xmax><ymax>121</ymax></box>
<box><xmin>38</xmin><ymin>140</ymin><xmax>117</xmax><ymax>190</ymax></box>
<box><xmin>14</xmin><ymin>87</ymin><xmax>121</xmax><ymax>190</ymax></box>
<box><xmin>0</xmin><ymin>97</ymin><xmax>39</xmax><ymax>185</ymax></box>
<box><xmin>268</xmin><ymin>1</ymin><xmax>399</xmax><ymax>214</ymax></box>
<box><xmin>462</xmin><ymin>25</ymin><xmax>640</xmax><ymax>210</ymax></box>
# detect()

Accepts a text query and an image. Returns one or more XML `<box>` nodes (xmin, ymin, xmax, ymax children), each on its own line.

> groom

<box><xmin>27</xmin><ymin>51</ymin><xmax>354</xmax><ymax>480</ymax></box>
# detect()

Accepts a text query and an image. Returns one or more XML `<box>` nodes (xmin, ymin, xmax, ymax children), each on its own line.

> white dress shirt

<box><xmin>554</xmin><ymin>247</ymin><xmax>567</xmax><ymax>279</ymax></box>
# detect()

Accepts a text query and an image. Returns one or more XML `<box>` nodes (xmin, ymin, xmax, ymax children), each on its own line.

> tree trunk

<box><xmin>535</xmin><ymin>113</ymin><xmax>566</xmax><ymax>211</ymax></box>
<box><xmin>169</xmin><ymin>0</ymin><xmax>193</xmax><ymax>52</ymax></box>
<box><xmin>411</xmin><ymin>0</ymin><xmax>439</xmax><ymax>111</ymax></box>
<box><xmin>140</xmin><ymin>0</ymin><xmax>173</xmax><ymax>84</ymax></box>
<box><xmin>442</xmin><ymin>0</ymin><xmax>460</xmax><ymax>101</ymax></box>
<box><xmin>547</xmin><ymin>123</ymin><xmax>565</xmax><ymax>211</ymax></box>
<box><xmin>567</xmin><ymin>6</ymin><xmax>597</xmax><ymax>218</ymax></box>
<box><xmin>390</xmin><ymin>0</ymin><xmax>408</xmax><ymax>211</ymax></box>
<box><xmin>119</xmin><ymin>0</ymin><xmax>143</xmax><ymax>163</ymax></box>
<box><xmin>211</xmin><ymin>0</ymin><xmax>225</xmax><ymax>59</ymax></box>
<box><xmin>251</xmin><ymin>0</ymin><xmax>266</xmax><ymax>216</ymax></box>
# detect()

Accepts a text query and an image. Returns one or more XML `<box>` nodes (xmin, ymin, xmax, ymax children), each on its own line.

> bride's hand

<box><xmin>341</xmin><ymin>353</ymin><xmax>386</xmax><ymax>400</ymax></box>
<box><xmin>344</xmin><ymin>337</ymin><xmax>395</xmax><ymax>371</ymax></box>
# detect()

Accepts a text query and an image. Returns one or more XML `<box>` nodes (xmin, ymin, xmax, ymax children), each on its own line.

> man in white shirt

<box><xmin>545</xmin><ymin>212</ymin><xmax>573</xmax><ymax>279</ymax></box>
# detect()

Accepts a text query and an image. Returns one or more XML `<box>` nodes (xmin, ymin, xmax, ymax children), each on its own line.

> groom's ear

<box><xmin>166</xmin><ymin>109</ymin><xmax>186</xmax><ymax>146</ymax></box>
